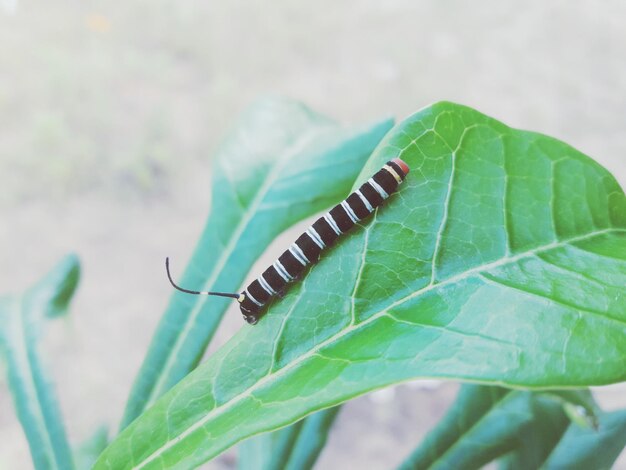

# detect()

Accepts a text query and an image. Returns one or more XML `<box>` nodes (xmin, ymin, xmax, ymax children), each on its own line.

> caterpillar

<box><xmin>166</xmin><ymin>158</ymin><xmax>410</xmax><ymax>325</ymax></box>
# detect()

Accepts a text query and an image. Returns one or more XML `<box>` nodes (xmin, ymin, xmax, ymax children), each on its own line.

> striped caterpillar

<box><xmin>166</xmin><ymin>158</ymin><xmax>410</xmax><ymax>324</ymax></box>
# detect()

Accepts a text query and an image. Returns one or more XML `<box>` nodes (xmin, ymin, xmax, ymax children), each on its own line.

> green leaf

<box><xmin>0</xmin><ymin>254</ymin><xmax>80</xmax><ymax>470</ymax></box>
<box><xmin>96</xmin><ymin>101</ymin><xmax>626</xmax><ymax>469</ymax></box>
<box><xmin>237</xmin><ymin>421</ymin><xmax>303</xmax><ymax>470</ymax></box>
<box><xmin>238</xmin><ymin>407</ymin><xmax>340</xmax><ymax>470</ymax></box>
<box><xmin>120</xmin><ymin>97</ymin><xmax>394</xmax><ymax>429</ymax></box>
<box><xmin>499</xmin><ymin>394</ymin><xmax>570</xmax><ymax>470</ymax></box>
<box><xmin>397</xmin><ymin>385</ymin><xmax>512</xmax><ymax>469</ymax></box>
<box><xmin>398</xmin><ymin>386</ymin><xmax>592</xmax><ymax>470</ymax></box>
<box><xmin>237</xmin><ymin>426</ymin><xmax>276</xmax><ymax>470</ymax></box>
<box><xmin>545</xmin><ymin>389</ymin><xmax>599</xmax><ymax>429</ymax></box>
<box><xmin>237</xmin><ymin>418</ymin><xmax>300</xmax><ymax>470</ymax></box>
<box><xmin>543</xmin><ymin>409</ymin><xmax>626</xmax><ymax>470</ymax></box>
<box><xmin>283</xmin><ymin>406</ymin><xmax>340</xmax><ymax>470</ymax></box>
<box><xmin>73</xmin><ymin>426</ymin><xmax>109</xmax><ymax>470</ymax></box>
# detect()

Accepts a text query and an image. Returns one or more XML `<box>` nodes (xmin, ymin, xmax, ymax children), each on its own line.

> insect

<box><xmin>166</xmin><ymin>158</ymin><xmax>410</xmax><ymax>325</ymax></box>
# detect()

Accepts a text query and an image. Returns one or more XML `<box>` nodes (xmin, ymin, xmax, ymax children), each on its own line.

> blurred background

<box><xmin>1</xmin><ymin>1</ymin><xmax>625</xmax><ymax>468</ymax></box>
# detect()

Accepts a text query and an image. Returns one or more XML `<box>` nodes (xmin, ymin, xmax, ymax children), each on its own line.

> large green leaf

<box><xmin>120</xmin><ymin>97</ymin><xmax>394</xmax><ymax>428</ymax></box>
<box><xmin>0</xmin><ymin>255</ymin><xmax>80</xmax><ymax>470</ymax></box>
<box><xmin>96</xmin><ymin>101</ymin><xmax>626</xmax><ymax>469</ymax></box>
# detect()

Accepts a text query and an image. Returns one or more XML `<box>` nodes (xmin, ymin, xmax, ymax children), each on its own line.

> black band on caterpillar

<box><xmin>165</xmin><ymin>158</ymin><xmax>410</xmax><ymax>325</ymax></box>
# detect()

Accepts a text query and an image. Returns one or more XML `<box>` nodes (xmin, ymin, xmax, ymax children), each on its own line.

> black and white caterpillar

<box><xmin>166</xmin><ymin>158</ymin><xmax>410</xmax><ymax>325</ymax></box>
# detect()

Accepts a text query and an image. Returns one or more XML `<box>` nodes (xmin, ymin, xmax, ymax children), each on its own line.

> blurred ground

<box><xmin>1</xmin><ymin>1</ymin><xmax>625</xmax><ymax>468</ymax></box>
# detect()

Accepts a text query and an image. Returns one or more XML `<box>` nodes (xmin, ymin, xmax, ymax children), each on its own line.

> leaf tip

<box><xmin>33</xmin><ymin>253</ymin><xmax>82</xmax><ymax>319</ymax></box>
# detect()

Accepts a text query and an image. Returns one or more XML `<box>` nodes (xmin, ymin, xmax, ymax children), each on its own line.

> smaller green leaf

<box><xmin>398</xmin><ymin>385</ymin><xmax>508</xmax><ymax>469</ymax></box>
<box><xmin>238</xmin><ymin>422</ymin><xmax>303</xmax><ymax>470</ymax></box>
<box><xmin>238</xmin><ymin>407</ymin><xmax>340</xmax><ymax>470</ymax></box>
<box><xmin>237</xmin><ymin>429</ymin><xmax>274</xmax><ymax>470</ymax></box>
<box><xmin>73</xmin><ymin>426</ymin><xmax>109</xmax><ymax>470</ymax></box>
<box><xmin>0</xmin><ymin>254</ymin><xmax>80</xmax><ymax>470</ymax></box>
<box><xmin>501</xmin><ymin>394</ymin><xmax>570</xmax><ymax>470</ymax></box>
<box><xmin>398</xmin><ymin>385</ymin><xmax>595</xmax><ymax>470</ymax></box>
<box><xmin>32</xmin><ymin>254</ymin><xmax>81</xmax><ymax>320</ymax></box>
<box><xmin>261</xmin><ymin>423</ymin><xmax>303</xmax><ymax>470</ymax></box>
<box><xmin>283</xmin><ymin>406</ymin><xmax>340</xmax><ymax>470</ymax></box>
<box><xmin>558</xmin><ymin>393</ymin><xmax>599</xmax><ymax>430</ymax></box>
<box><xmin>543</xmin><ymin>409</ymin><xmax>626</xmax><ymax>470</ymax></box>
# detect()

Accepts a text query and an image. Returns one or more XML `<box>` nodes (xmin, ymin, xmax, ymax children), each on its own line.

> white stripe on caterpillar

<box><xmin>306</xmin><ymin>227</ymin><xmax>325</xmax><ymax>249</ymax></box>
<box><xmin>356</xmin><ymin>189</ymin><xmax>374</xmax><ymax>212</ymax></box>
<box><xmin>273</xmin><ymin>260</ymin><xmax>293</xmax><ymax>281</ymax></box>
<box><xmin>258</xmin><ymin>275</ymin><xmax>276</xmax><ymax>295</ymax></box>
<box><xmin>324</xmin><ymin>213</ymin><xmax>342</xmax><ymax>235</ymax></box>
<box><xmin>246</xmin><ymin>288</ymin><xmax>263</xmax><ymax>307</ymax></box>
<box><xmin>341</xmin><ymin>200</ymin><xmax>359</xmax><ymax>223</ymax></box>
<box><xmin>290</xmin><ymin>243</ymin><xmax>310</xmax><ymax>265</ymax></box>
<box><xmin>368</xmin><ymin>178</ymin><xmax>389</xmax><ymax>199</ymax></box>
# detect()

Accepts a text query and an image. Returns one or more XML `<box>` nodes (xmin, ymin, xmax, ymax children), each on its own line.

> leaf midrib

<box><xmin>132</xmin><ymin>226</ymin><xmax>624</xmax><ymax>469</ymax></box>
<box><xmin>144</xmin><ymin>128</ymin><xmax>327</xmax><ymax>407</ymax></box>
<box><xmin>479</xmin><ymin>273</ymin><xmax>626</xmax><ymax>327</ymax></box>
